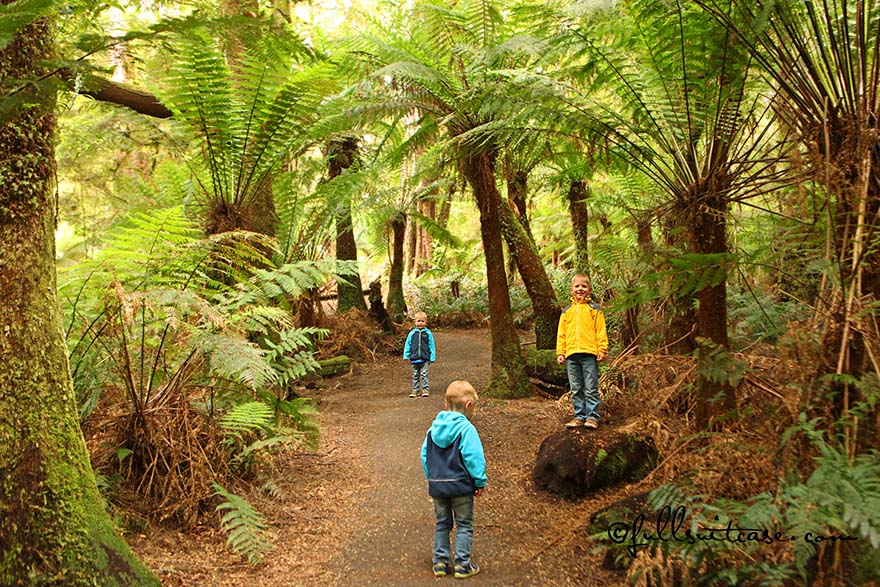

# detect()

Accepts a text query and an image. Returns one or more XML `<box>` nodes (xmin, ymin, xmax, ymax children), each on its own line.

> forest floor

<box><xmin>130</xmin><ymin>328</ymin><xmax>633</xmax><ymax>586</ymax></box>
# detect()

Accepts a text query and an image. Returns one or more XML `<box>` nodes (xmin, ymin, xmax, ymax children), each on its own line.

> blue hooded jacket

<box><xmin>421</xmin><ymin>411</ymin><xmax>486</xmax><ymax>497</ymax></box>
<box><xmin>404</xmin><ymin>327</ymin><xmax>436</xmax><ymax>363</ymax></box>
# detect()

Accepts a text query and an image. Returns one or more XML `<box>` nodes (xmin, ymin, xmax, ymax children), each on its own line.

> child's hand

<box><xmin>556</xmin><ymin>354</ymin><xmax>565</xmax><ymax>365</ymax></box>
<box><xmin>597</xmin><ymin>352</ymin><xmax>607</xmax><ymax>361</ymax></box>
<box><xmin>475</xmin><ymin>487</ymin><xmax>485</xmax><ymax>497</ymax></box>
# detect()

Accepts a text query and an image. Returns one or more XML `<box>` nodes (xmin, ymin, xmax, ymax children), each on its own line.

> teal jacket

<box><xmin>421</xmin><ymin>411</ymin><xmax>487</xmax><ymax>496</ymax></box>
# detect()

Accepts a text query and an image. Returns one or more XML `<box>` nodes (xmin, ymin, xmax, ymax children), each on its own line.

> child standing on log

<box><xmin>556</xmin><ymin>273</ymin><xmax>608</xmax><ymax>429</ymax></box>
<box><xmin>403</xmin><ymin>311</ymin><xmax>436</xmax><ymax>398</ymax></box>
<box><xmin>421</xmin><ymin>380</ymin><xmax>486</xmax><ymax>579</ymax></box>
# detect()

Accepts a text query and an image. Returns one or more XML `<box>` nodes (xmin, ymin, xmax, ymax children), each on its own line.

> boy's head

<box><xmin>445</xmin><ymin>380</ymin><xmax>478</xmax><ymax>419</ymax></box>
<box><xmin>413</xmin><ymin>311</ymin><xmax>428</xmax><ymax>328</ymax></box>
<box><xmin>571</xmin><ymin>273</ymin><xmax>592</xmax><ymax>301</ymax></box>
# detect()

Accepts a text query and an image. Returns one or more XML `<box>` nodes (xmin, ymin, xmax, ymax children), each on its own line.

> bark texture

<box><xmin>498</xmin><ymin>198</ymin><xmax>560</xmax><ymax>350</ymax></box>
<box><xmin>387</xmin><ymin>212</ymin><xmax>407</xmax><ymax>320</ymax></box>
<box><xmin>329</xmin><ymin>136</ymin><xmax>368</xmax><ymax>313</ymax></box>
<box><xmin>460</xmin><ymin>150</ymin><xmax>529</xmax><ymax>397</ymax></box>
<box><xmin>566</xmin><ymin>179</ymin><xmax>590</xmax><ymax>272</ymax></box>
<box><xmin>0</xmin><ymin>14</ymin><xmax>158</xmax><ymax>586</ymax></box>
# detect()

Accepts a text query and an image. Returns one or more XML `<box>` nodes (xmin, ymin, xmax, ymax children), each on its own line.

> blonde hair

<box><xmin>413</xmin><ymin>311</ymin><xmax>428</xmax><ymax>322</ymax></box>
<box><xmin>445</xmin><ymin>380</ymin><xmax>478</xmax><ymax>412</ymax></box>
<box><xmin>572</xmin><ymin>273</ymin><xmax>592</xmax><ymax>285</ymax></box>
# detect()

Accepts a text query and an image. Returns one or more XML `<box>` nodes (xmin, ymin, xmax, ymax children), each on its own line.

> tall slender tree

<box><xmin>535</xmin><ymin>0</ymin><xmax>790</xmax><ymax>426</ymax></box>
<box><xmin>704</xmin><ymin>0</ymin><xmax>880</xmax><ymax>449</ymax></box>
<box><xmin>345</xmin><ymin>0</ymin><xmax>532</xmax><ymax>395</ymax></box>
<box><xmin>0</xmin><ymin>7</ymin><xmax>158</xmax><ymax>585</ymax></box>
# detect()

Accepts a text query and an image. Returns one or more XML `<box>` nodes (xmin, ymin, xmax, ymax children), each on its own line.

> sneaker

<box><xmin>409</xmin><ymin>391</ymin><xmax>418</xmax><ymax>398</ymax></box>
<box><xmin>454</xmin><ymin>562</ymin><xmax>480</xmax><ymax>579</ymax></box>
<box><xmin>584</xmin><ymin>418</ymin><xmax>598</xmax><ymax>429</ymax></box>
<box><xmin>433</xmin><ymin>562</ymin><xmax>451</xmax><ymax>577</ymax></box>
<box><xmin>421</xmin><ymin>390</ymin><xmax>430</xmax><ymax>397</ymax></box>
<box><xmin>565</xmin><ymin>418</ymin><xmax>585</xmax><ymax>429</ymax></box>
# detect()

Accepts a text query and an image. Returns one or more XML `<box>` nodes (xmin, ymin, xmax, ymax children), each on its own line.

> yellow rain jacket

<box><xmin>556</xmin><ymin>298</ymin><xmax>608</xmax><ymax>358</ymax></box>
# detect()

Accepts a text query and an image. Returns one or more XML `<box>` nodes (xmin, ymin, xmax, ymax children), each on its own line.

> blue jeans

<box><xmin>411</xmin><ymin>362</ymin><xmax>430</xmax><ymax>392</ymax></box>
<box><xmin>432</xmin><ymin>494</ymin><xmax>474</xmax><ymax>567</ymax></box>
<box><xmin>566</xmin><ymin>353</ymin><xmax>600</xmax><ymax>421</ymax></box>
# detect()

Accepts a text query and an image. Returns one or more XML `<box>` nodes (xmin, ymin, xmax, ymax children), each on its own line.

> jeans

<box><xmin>566</xmin><ymin>353</ymin><xmax>600</xmax><ymax>421</ymax></box>
<box><xmin>432</xmin><ymin>494</ymin><xmax>474</xmax><ymax>567</ymax></box>
<box><xmin>411</xmin><ymin>362</ymin><xmax>430</xmax><ymax>392</ymax></box>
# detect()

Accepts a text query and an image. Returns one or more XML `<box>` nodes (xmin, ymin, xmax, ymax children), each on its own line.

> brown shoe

<box><xmin>565</xmin><ymin>418</ymin><xmax>584</xmax><ymax>429</ymax></box>
<box><xmin>584</xmin><ymin>418</ymin><xmax>598</xmax><ymax>429</ymax></box>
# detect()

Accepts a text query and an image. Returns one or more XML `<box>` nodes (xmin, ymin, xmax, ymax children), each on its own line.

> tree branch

<box><xmin>62</xmin><ymin>70</ymin><xmax>173</xmax><ymax>119</ymax></box>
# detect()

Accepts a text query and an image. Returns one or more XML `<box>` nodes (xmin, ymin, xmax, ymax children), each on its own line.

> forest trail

<box><xmin>136</xmin><ymin>328</ymin><xmax>622</xmax><ymax>586</ymax></box>
<box><xmin>315</xmin><ymin>328</ymin><xmax>615</xmax><ymax>587</ymax></box>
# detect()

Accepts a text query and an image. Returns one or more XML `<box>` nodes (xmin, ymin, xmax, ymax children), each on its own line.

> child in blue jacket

<box><xmin>421</xmin><ymin>380</ymin><xmax>486</xmax><ymax>579</ymax></box>
<box><xmin>403</xmin><ymin>311</ymin><xmax>436</xmax><ymax>398</ymax></box>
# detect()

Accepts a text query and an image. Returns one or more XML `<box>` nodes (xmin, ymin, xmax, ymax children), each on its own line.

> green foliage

<box><xmin>408</xmin><ymin>277</ymin><xmax>533</xmax><ymax>327</ymax></box>
<box><xmin>728</xmin><ymin>287</ymin><xmax>809</xmax><ymax>346</ymax></box>
<box><xmin>636</xmin><ymin>421</ymin><xmax>880</xmax><ymax>585</ymax></box>
<box><xmin>695</xmin><ymin>337</ymin><xmax>746</xmax><ymax>388</ymax></box>
<box><xmin>0</xmin><ymin>0</ymin><xmax>55</xmax><ymax>51</ymax></box>
<box><xmin>212</xmin><ymin>482</ymin><xmax>275</xmax><ymax>565</ymax></box>
<box><xmin>59</xmin><ymin>206</ymin><xmax>332</xmax><ymax>526</ymax></box>
<box><xmin>154</xmin><ymin>25</ymin><xmax>334</xmax><ymax>228</ymax></box>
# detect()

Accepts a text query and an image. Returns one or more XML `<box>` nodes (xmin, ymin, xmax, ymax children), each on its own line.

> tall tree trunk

<box><xmin>414</xmin><ymin>194</ymin><xmax>436</xmax><ymax>275</ymax></box>
<box><xmin>0</xmin><ymin>14</ymin><xmax>158</xmax><ymax>586</ymax></box>
<box><xmin>329</xmin><ymin>136</ymin><xmax>368</xmax><ymax>313</ymax></box>
<box><xmin>691</xmin><ymin>184</ymin><xmax>736</xmax><ymax>429</ymax></box>
<box><xmin>507</xmin><ymin>168</ymin><xmax>536</xmax><ymax>246</ymax></box>
<box><xmin>404</xmin><ymin>215</ymin><xmax>417</xmax><ymax>275</ymax></box>
<box><xmin>460</xmin><ymin>151</ymin><xmax>529</xmax><ymax>397</ymax></box>
<box><xmin>499</xmin><ymin>192</ymin><xmax>560</xmax><ymax>350</ymax></box>
<box><xmin>387</xmin><ymin>212</ymin><xmax>407</xmax><ymax>320</ymax></box>
<box><xmin>567</xmin><ymin>179</ymin><xmax>590</xmax><ymax>272</ymax></box>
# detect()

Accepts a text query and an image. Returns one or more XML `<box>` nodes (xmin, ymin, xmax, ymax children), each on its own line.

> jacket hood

<box><xmin>429</xmin><ymin>411</ymin><xmax>471</xmax><ymax>448</ymax></box>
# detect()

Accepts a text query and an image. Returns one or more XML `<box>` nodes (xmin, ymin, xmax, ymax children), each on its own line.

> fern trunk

<box><xmin>691</xmin><ymin>185</ymin><xmax>736</xmax><ymax>429</ymax></box>
<box><xmin>329</xmin><ymin>136</ymin><xmax>368</xmax><ymax>313</ymax></box>
<box><xmin>0</xmin><ymin>13</ymin><xmax>158</xmax><ymax>586</ymax></box>
<box><xmin>567</xmin><ymin>179</ymin><xmax>590</xmax><ymax>272</ymax></box>
<box><xmin>460</xmin><ymin>150</ymin><xmax>529</xmax><ymax>398</ymax></box>
<box><xmin>498</xmin><ymin>196</ymin><xmax>560</xmax><ymax>350</ymax></box>
<box><xmin>387</xmin><ymin>212</ymin><xmax>407</xmax><ymax>320</ymax></box>
<box><xmin>507</xmin><ymin>168</ymin><xmax>536</xmax><ymax>247</ymax></box>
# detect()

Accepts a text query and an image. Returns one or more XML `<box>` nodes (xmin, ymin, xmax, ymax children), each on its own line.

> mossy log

<box><xmin>318</xmin><ymin>356</ymin><xmax>351</xmax><ymax>377</ymax></box>
<box><xmin>533</xmin><ymin>430</ymin><xmax>659</xmax><ymax>500</ymax></box>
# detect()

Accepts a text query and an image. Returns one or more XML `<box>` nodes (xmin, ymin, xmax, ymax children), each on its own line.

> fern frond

<box><xmin>220</xmin><ymin>400</ymin><xmax>274</xmax><ymax>438</ymax></box>
<box><xmin>212</xmin><ymin>482</ymin><xmax>274</xmax><ymax>565</ymax></box>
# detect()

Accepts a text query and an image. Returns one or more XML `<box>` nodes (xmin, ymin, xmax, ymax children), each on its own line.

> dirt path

<box><xmin>135</xmin><ymin>328</ymin><xmax>624</xmax><ymax>586</ymax></box>
<box><xmin>317</xmin><ymin>328</ymin><xmax>618</xmax><ymax>587</ymax></box>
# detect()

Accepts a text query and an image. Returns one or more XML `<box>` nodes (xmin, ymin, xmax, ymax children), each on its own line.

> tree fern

<box><xmin>212</xmin><ymin>482</ymin><xmax>274</xmax><ymax>565</ymax></box>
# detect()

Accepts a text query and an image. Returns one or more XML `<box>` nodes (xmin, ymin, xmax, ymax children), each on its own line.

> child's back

<box><xmin>420</xmin><ymin>381</ymin><xmax>485</xmax><ymax>579</ymax></box>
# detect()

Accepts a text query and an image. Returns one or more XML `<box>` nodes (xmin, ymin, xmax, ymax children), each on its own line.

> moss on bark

<box><xmin>0</xmin><ymin>13</ymin><xmax>158</xmax><ymax>586</ymax></box>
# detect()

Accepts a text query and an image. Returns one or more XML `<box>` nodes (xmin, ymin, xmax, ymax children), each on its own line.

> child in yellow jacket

<box><xmin>556</xmin><ymin>273</ymin><xmax>608</xmax><ymax>429</ymax></box>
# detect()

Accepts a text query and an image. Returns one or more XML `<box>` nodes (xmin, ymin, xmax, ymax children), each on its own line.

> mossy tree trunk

<box><xmin>507</xmin><ymin>167</ymin><xmax>536</xmax><ymax>246</ymax></box>
<box><xmin>460</xmin><ymin>149</ymin><xmax>529</xmax><ymax>397</ymax></box>
<box><xmin>387</xmin><ymin>211</ymin><xmax>407</xmax><ymax>320</ymax></box>
<box><xmin>328</xmin><ymin>135</ymin><xmax>368</xmax><ymax>313</ymax></box>
<box><xmin>498</xmin><ymin>196</ymin><xmax>560</xmax><ymax>350</ymax></box>
<box><xmin>0</xmin><ymin>13</ymin><xmax>158</xmax><ymax>586</ymax></box>
<box><xmin>567</xmin><ymin>179</ymin><xmax>591</xmax><ymax>272</ymax></box>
